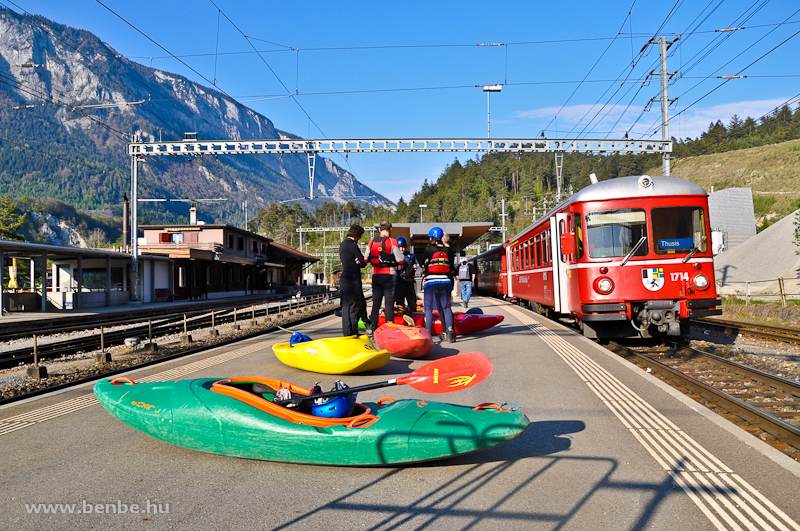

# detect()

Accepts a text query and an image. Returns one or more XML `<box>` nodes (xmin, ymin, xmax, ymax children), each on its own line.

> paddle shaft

<box><xmin>276</xmin><ymin>378</ymin><xmax>402</xmax><ymax>405</ymax></box>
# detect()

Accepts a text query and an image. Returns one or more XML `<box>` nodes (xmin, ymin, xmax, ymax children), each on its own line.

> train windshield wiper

<box><xmin>620</xmin><ymin>236</ymin><xmax>647</xmax><ymax>266</ymax></box>
<box><xmin>682</xmin><ymin>236</ymin><xmax>707</xmax><ymax>263</ymax></box>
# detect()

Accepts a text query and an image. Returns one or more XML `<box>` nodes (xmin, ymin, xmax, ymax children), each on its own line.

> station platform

<box><xmin>1</xmin><ymin>296</ymin><xmax>798</xmax><ymax>530</ymax></box>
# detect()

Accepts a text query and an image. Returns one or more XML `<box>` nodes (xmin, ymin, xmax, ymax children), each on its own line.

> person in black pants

<box><xmin>395</xmin><ymin>236</ymin><xmax>418</xmax><ymax>318</ymax></box>
<box><xmin>365</xmin><ymin>220</ymin><xmax>405</xmax><ymax>332</ymax></box>
<box><xmin>338</xmin><ymin>224</ymin><xmax>368</xmax><ymax>337</ymax></box>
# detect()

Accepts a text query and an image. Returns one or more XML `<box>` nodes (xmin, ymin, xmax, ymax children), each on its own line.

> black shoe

<box><xmin>447</xmin><ymin>330</ymin><xmax>456</xmax><ymax>343</ymax></box>
<box><xmin>464</xmin><ymin>301</ymin><xmax>468</xmax><ymax>308</ymax></box>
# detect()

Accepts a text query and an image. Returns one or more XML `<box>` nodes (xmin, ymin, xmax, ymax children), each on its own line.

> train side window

<box><xmin>559</xmin><ymin>220</ymin><xmax>567</xmax><ymax>263</ymax></box>
<box><xmin>535</xmin><ymin>235</ymin><xmax>542</xmax><ymax>266</ymax></box>
<box><xmin>574</xmin><ymin>215</ymin><xmax>585</xmax><ymax>259</ymax></box>
<box><xmin>544</xmin><ymin>230</ymin><xmax>550</xmax><ymax>264</ymax></box>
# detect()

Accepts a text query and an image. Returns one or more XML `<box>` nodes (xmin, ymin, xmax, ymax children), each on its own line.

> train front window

<box><xmin>652</xmin><ymin>206</ymin><xmax>707</xmax><ymax>255</ymax></box>
<box><xmin>585</xmin><ymin>209</ymin><xmax>648</xmax><ymax>259</ymax></box>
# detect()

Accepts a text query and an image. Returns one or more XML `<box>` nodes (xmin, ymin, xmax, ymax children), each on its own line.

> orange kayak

<box><xmin>373</xmin><ymin>323</ymin><xmax>433</xmax><ymax>359</ymax></box>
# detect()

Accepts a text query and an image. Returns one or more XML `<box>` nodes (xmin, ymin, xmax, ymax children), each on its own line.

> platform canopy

<box><xmin>381</xmin><ymin>223</ymin><xmax>495</xmax><ymax>255</ymax></box>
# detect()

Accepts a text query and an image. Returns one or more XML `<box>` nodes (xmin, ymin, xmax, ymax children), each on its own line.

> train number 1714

<box><xmin>670</xmin><ymin>272</ymin><xmax>689</xmax><ymax>282</ymax></box>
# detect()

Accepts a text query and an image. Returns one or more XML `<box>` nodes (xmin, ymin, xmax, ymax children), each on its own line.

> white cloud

<box><xmin>668</xmin><ymin>99</ymin><xmax>789</xmax><ymax>140</ymax></box>
<box><xmin>514</xmin><ymin>99</ymin><xmax>792</xmax><ymax>140</ymax></box>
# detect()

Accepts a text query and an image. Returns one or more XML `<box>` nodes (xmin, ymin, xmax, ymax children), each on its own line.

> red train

<box><xmin>474</xmin><ymin>175</ymin><xmax>722</xmax><ymax>339</ymax></box>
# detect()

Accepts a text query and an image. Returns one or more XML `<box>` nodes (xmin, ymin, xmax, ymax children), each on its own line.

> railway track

<box><xmin>0</xmin><ymin>294</ymin><xmax>332</xmax><ymax>370</ymax></box>
<box><xmin>692</xmin><ymin>317</ymin><xmax>800</xmax><ymax>346</ymax></box>
<box><xmin>607</xmin><ymin>340</ymin><xmax>800</xmax><ymax>458</ymax></box>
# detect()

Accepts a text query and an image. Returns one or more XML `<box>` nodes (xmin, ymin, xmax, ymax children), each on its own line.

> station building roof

<box><xmin>0</xmin><ymin>239</ymin><xmax>169</xmax><ymax>262</ymax></box>
<box><xmin>378</xmin><ymin>223</ymin><xmax>495</xmax><ymax>254</ymax></box>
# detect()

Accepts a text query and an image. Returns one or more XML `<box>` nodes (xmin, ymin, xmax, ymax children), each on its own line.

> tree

<box><xmin>0</xmin><ymin>195</ymin><xmax>26</xmax><ymax>241</ymax></box>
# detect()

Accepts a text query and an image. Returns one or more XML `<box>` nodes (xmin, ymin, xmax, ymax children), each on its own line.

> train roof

<box><xmin>569</xmin><ymin>175</ymin><xmax>707</xmax><ymax>203</ymax></box>
<box><xmin>508</xmin><ymin>175</ymin><xmax>708</xmax><ymax>244</ymax></box>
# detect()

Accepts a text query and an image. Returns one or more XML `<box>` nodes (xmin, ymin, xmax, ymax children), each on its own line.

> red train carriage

<box><xmin>474</xmin><ymin>175</ymin><xmax>722</xmax><ymax>339</ymax></box>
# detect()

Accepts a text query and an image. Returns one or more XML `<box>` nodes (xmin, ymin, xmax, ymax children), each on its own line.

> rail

<box><xmin>692</xmin><ymin>317</ymin><xmax>800</xmax><ymax>347</ymax></box>
<box><xmin>607</xmin><ymin>341</ymin><xmax>800</xmax><ymax>453</ymax></box>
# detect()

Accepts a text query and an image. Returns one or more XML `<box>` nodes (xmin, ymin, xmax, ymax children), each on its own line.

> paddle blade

<box><xmin>397</xmin><ymin>352</ymin><xmax>493</xmax><ymax>394</ymax></box>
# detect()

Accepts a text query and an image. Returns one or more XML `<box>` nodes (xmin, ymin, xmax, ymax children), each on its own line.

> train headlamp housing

<box><xmin>594</xmin><ymin>277</ymin><xmax>614</xmax><ymax>294</ymax></box>
<box><xmin>692</xmin><ymin>274</ymin><xmax>709</xmax><ymax>290</ymax></box>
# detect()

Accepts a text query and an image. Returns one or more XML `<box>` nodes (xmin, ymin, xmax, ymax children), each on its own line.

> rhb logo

<box><xmin>641</xmin><ymin>267</ymin><xmax>665</xmax><ymax>291</ymax></box>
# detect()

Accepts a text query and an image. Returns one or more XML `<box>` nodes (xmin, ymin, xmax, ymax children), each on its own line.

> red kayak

<box><xmin>375</xmin><ymin>312</ymin><xmax>504</xmax><ymax>335</ymax></box>
<box><xmin>373</xmin><ymin>323</ymin><xmax>434</xmax><ymax>359</ymax></box>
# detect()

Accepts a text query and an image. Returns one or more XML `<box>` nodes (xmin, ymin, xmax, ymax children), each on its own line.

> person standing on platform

<box><xmin>338</xmin><ymin>224</ymin><xmax>368</xmax><ymax>337</ymax></box>
<box><xmin>457</xmin><ymin>257</ymin><xmax>477</xmax><ymax>308</ymax></box>
<box><xmin>395</xmin><ymin>236</ymin><xmax>418</xmax><ymax>318</ymax></box>
<box><xmin>422</xmin><ymin>226</ymin><xmax>456</xmax><ymax>343</ymax></box>
<box><xmin>365</xmin><ymin>220</ymin><xmax>405</xmax><ymax>334</ymax></box>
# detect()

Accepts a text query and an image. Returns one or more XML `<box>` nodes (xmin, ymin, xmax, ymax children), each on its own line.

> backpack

<box><xmin>458</xmin><ymin>262</ymin><xmax>471</xmax><ymax>280</ymax></box>
<box><xmin>367</xmin><ymin>236</ymin><xmax>398</xmax><ymax>268</ymax></box>
<box><xmin>399</xmin><ymin>254</ymin><xmax>415</xmax><ymax>281</ymax></box>
<box><xmin>426</xmin><ymin>248</ymin><xmax>451</xmax><ymax>275</ymax></box>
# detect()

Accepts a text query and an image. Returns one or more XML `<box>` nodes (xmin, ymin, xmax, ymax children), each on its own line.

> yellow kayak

<box><xmin>272</xmin><ymin>335</ymin><xmax>391</xmax><ymax>374</ymax></box>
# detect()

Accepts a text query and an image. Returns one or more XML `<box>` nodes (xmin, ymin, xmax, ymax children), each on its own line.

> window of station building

<box><xmin>585</xmin><ymin>208</ymin><xmax>648</xmax><ymax>259</ymax></box>
<box><xmin>170</xmin><ymin>233</ymin><xmax>184</xmax><ymax>244</ymax></box>
<box><xmin>227</xmin><ymin>234</ymin><xmax>234</xmax><ymax>249</ymax></box>
<box><xmin>178</xmin><ymin>266</ymin><xmax>186</xmax><ymax>288</ymax></box>
<box><xmin>206</xmin><ymin>267</ymin><xmax>212</xmax><ymax>285</ymax></box>
<box><xmin>573</xmin><ymin>215</ymin><xmax>585</xmax><ymax>259</ymax></box>
<box><xmin>651</xmin><ymin>206</ymin><xmax>707</xmax><ymax>255</ymax></box>
<box><xmin>251</xmin><ymin>240</ymin><xmax>258</xmax><ymax>253</ymax></box>
<box><xmin>237</xmin><ymin>236</ymin><xmax>244</xmax><ymax>251</ymax></box>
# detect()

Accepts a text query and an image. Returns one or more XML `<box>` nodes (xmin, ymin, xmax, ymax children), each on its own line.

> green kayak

<box><xmin>94</xmin><ymin>376</ymin><xmax>529</xmax><ymax>466</ymax></box>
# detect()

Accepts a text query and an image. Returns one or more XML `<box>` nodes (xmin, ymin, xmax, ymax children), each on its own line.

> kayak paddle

<box><xmin>276</xmin><ymin>351</ymin><xmax>493</xmax><ymax>406</ymax></box>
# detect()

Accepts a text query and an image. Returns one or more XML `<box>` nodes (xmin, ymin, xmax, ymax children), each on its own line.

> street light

<box><xmin>419</xmin><ymin>204</ymin><xmax>427</xmax><ymax>223</ymax></box>
<box><xmin>482</xmin><ymin>85</ymin><xmax>503</xmax><ymax>139</ymax></box>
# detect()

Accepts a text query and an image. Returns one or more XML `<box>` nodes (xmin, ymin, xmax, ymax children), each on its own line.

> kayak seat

<box><xmin>252</xmin><ymin>382</ymin><xmax>277</xmax><ymax>401</ymax></box>
<box><xmin>212</xmin><ymin>377</ymin><xmax>372</xmax><ymax>427</ymax></box>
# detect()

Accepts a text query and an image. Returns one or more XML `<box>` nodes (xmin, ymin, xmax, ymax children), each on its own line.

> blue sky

<box><xmin>7</xmin><ymin>0</ymin><xmax>800</xmax><ymax>203</ymax></box>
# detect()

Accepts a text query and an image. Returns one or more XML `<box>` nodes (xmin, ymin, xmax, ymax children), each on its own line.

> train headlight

<box><xmin>595</xmin><ymin>277</ymin><xmax>614</xmax><ymax>294</ymax></box>
<box><xmin>693</xmin><ymin>274</ymin><xmax>709</xmax><ymax>290</ymax></box>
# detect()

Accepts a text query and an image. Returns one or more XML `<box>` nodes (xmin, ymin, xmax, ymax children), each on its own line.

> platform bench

<box><xmin>155</xmin><ymin>289</ymin><xmax>174</xmax><ymax>302</ymax></box>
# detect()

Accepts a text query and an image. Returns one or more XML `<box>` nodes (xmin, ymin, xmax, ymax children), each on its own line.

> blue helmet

<box><xmin>310</xmin><ymin>381</ymin><xmax>356</xmax><ymax>418</ymax></box>
<box><xmin>428</xmin><ymin>227</ymin><xmax>443</xmax><ymax>239</ymax></box>
<box><xmin>396</xmin><ymin>236</ymin><xmax>408</xmax><ymax>247</ymax></box>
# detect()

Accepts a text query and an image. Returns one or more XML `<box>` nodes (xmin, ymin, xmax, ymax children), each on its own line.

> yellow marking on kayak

<box><xmin>131</xmin><ymin>401</ymin><xmax>158</xmax><ymax>411</ymax></box>
<box><xmin>433</xmin><ymin>368</ymin><xmax>439</xmax><ymax>384</ymax></box>
<box><xmin>447</xmin><ymin>374</ymin><xmax>476</xmax><ymax>388</ymax></box>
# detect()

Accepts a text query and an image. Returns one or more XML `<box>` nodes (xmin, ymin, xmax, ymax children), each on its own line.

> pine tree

<box><xmin>0</xmin><ymin>195</ymin><xmax>26</xmax><ymax>241</ymax></box>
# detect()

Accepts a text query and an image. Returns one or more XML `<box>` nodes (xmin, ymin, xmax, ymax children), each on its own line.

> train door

<box><xmin>553</xmin><ymin>213</ymin><xmax>573</xmax><ymax>315</ymax></box>
<box><xmin>505</xmin><ymin>244</ymin><xmax>513</xmax><ymax>297</ymax></box>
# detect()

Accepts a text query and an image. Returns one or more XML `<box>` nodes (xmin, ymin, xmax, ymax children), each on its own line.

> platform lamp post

<box><xmin>481</xmin><ymin>85</ymin><xmax>503</xmax><ymax>139</ymax></box>
<box><xmin>419</xmin><ymin>204</ymin><xmax>427</xmax><ymax>223</ymax></box>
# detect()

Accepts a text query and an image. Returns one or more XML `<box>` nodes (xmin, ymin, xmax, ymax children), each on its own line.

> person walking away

<box><xmin>365</xmin><ymin>220</ymin><xmax>405</xmax><ymax>334</ymax></box>
<box><xmin>458</xmin><ymin>257</ymin><xmax>477</xmax><ymax>308</ymax></box>
<box><xmin>422</xmin><ymin>226</ymin><xmax>456</xmax><ymax>342</ymax></box>
<box><xmin>395</xmin><ymin>236</ymin><xmax>418</xmax><ymax>320</ymax></box>
<box><xmin>338</xmin><ymin>224</ymin><xmax>369</xmax><ymax>337</ymax></box>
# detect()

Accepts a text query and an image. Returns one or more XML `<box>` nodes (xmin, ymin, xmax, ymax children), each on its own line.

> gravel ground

<box><xmin>687</xmin><ymin>326</ymin><xmax>800</xmax><ymax>383</ymax></box>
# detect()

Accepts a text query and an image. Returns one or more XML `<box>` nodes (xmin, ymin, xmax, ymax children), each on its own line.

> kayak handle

<box><xmin>110</xmin><ymin>377</ymin><xmax>136</xmax><ymax>386</ymax></box>
<box><xmin>377</xmin><ymin>397</ymin><xmax>395</xmax><ymax>408</ymax></box>
<box><xmin>472</xmin><ymin>403</ymin><xmax>513</xmax><ymax>413</ymax></box>
<box><xmin>347</xmin><ymin>413</ymin><xmax>379</xmax><ymax>429</ymax></box>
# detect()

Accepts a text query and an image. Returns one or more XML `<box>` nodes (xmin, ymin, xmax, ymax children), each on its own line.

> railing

<box><xmin>716</xmin><ymin>277</ymin><xmax>800</xmax><ymax>306</ymax></box>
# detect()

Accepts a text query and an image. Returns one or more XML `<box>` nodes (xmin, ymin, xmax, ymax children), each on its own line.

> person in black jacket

<box><xmin>338</xmin><ymin>224</ymin><xmax>368</xmax><ymax>336</ymax></box>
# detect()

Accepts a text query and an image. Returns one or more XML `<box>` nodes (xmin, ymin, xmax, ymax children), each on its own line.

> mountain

<box><xmin>0</xmin><ymin>6</ymin><xmax>390</xmax><ymax>228</ymax></box>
